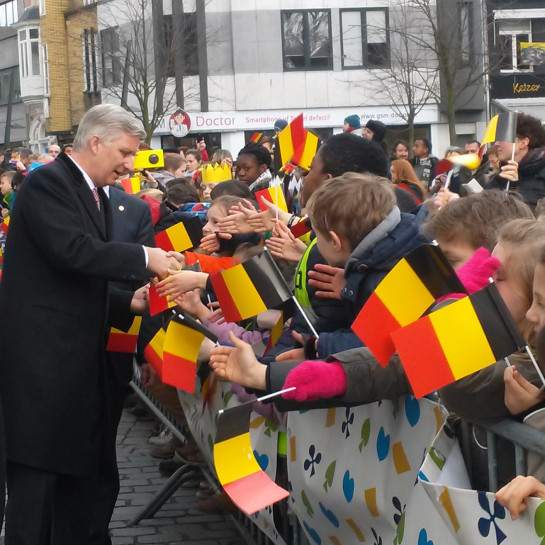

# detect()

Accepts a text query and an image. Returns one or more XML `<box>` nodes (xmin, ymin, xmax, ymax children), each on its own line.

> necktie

<box><xmin>92</xmin><ymin>187</ymin><xmax>101</xmax><ymax>211</ymax></box>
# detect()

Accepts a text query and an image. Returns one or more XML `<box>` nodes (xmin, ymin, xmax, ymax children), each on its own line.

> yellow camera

<box><xmin>133</xmin><ymin>149</ymin><xmax>164</xmax><ymax>170</ymax></box>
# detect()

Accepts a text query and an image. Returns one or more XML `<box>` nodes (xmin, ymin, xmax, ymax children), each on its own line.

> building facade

<box><xmin>95</xmin><ymin>0</ymin><xmax>487</xmax><ymax>156</ymax></box>
<box><xmin>0</xmin><ymin>0</ymin><xmax>27</xmax><ymax>149</ymax></box>
<box><xmin>487</xmin><ymin>0</ymin><xmax>545</xmax><ymax>120</ymax></box>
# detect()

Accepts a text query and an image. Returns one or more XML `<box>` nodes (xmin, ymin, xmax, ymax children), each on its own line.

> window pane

<box><xmin>368</xmin><ymin>43</ymin><xmax>389</xmax><ymax>67</ymax></box>
<box><xmin>19</xmin><ymin>29</ymin><xmax>26</xmax><ymax>40</ymax></box>
<box><xmin>341</xmin><ymin>11</ymin><xmax>363</xmax><ymax>67</ymax></box>
<box><xmin>516</xmin><ymin>33</ymin><xmax>531</xmax><ymax>70</ymax></box>
<box><xmin>498</xmin><ymin>20</ymin><xmax>530</xmax><ymax>33</ymax></box>
<box><xmin>308</xmin><ymin>10</ymin><xmax>330</xmax><ymax>66</ymax></box>
<box><xmin>6</xmin><ymin>1</ymin><xmax>13</xmax><ymax>25</ymax></box>
<box><xmin>31</xmin><ymin>41</ymin><xmax>40</xmax><ymax>75</ymax></box>
<box><xmin>366</xmin><ymin>10</ymin><xmax>386</xmax><ymax>43</ymax></box>
<box><xmin>283</xmin><ymin>12</ymin><xmax>305</xmax><ymax>69</ymax></box>
<box><xmin>497</xmin><ymin>34</ymin><xmax>513</xmax><ymax>70</ymax></box>
<box><xmin>29</xmin><ymin>28</ymin><xmax>39</xmax><ymax>39</ymax></box>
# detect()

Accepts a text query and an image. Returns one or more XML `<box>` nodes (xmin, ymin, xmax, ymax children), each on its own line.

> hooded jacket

<box><xmin>264</xmin><ymin>206</ymin><xmax>430</xmax><ymax>362</ymax></box>
<box><xmin>484</xmin><ymin>147</ymin><xmax>545</xmax><ymax>212</ymax></box>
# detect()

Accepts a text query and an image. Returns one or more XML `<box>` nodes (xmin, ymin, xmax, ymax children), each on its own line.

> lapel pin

<box><xmin>118</xmin><ymin>205</ymin><xmax>125</xmax><ymax>211</ymax></box>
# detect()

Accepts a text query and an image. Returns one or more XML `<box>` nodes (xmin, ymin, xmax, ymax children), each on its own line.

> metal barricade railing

<box><xmin>460</xmin><ymin>416</ymin><xmax>545</xmax><ymax>492</ymax></box>
<box><xmin>126</xmin><ymin>376</ymin><xmax>545</xmax><ymax>545</ymax></box>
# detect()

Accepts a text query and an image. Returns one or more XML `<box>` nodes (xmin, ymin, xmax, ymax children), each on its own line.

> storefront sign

<box><xmin>155</xmin><ymin>105</ymin><xmax>440</xmax><ymax>135</ymax></box>
<box><xmin>490</xmin><ymin>74</ymin><xmax>545</xmax><ymax>99</ymax></box>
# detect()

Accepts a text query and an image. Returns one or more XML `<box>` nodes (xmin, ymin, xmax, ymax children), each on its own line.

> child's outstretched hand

<box><xmin>155</xmin><ymin>270</ymin><xmax>208</xmax><ymax>300</ymax></box>
<box><xmin>456</xmin><ymin>247</ymin><xmax>501</xmax><ymax>294</ymax></box>
<box><xmin>282</xmin><ymin>360</ymin><xmax>347</xmax><ymax>402</ymax></box>
<box><xmin>199</xmin><ymin>232</ymin><xmax>232</xmax><ymax>253</ymax></box>
<box><xmin>496</xmin><ymin>475</ymin><xmax>545</xmax><ymax>519</ymax></box>
<box><xmin>504</xmin><ymin>365</ymin><xmax>544</xmax><ymax>415</ymax></box>
<box><xmin>308</xmin><ymin>264</ymin><xmax>346</xmax><ymax>300</ymax></box>
<box><xmin>209</xmin><ymin>332</ymin><xmax>267</xmax><ymax>389</ymax></box>
<box><xmin>266</xmin><ymin>220</ymin><xmax>306</xmax><ymax>262</ymax></box>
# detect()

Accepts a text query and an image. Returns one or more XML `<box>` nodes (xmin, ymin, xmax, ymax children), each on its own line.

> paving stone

<box><xmin>110</xmin><ymin>407</ymin><xmax>245</xmax><ymax>545</ymax></box>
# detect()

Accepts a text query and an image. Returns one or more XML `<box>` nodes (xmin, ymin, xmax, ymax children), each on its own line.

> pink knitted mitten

<box><xmin>282</xmin><ymin>360</ymin><xmax>347</xmax><ymax>402</ymax></box>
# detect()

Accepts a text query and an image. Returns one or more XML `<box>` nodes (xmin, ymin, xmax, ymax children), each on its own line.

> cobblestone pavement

<box><xmin>110</xmin><ymin>407</ymin><xmax>244</xmax><ymax>545</ymax></box>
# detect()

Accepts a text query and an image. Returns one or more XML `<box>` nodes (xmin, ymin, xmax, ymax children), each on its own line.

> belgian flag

<box><xmin>106</xmin><ymin>316</ymin><xmax>142</xmax><ymax>353</ymax></box>
<box><xmin>210</xmin><ymin>251</ymin><xmax>292</xmax><ymax>322</ymax></box>
<box><xmin>214</xmin><ymin>403</ymin><xmax>289</xmax><ymax>514</ymax></box>
<box><xmin>481</xmin><ymin>112</ymin><xmax>517</xmax><ymax>148</ymax></box>
<box><xmin>120</xmin><ymin>175</ymin><xmax>141</xmax><ymax>195</ymax></box>
<box><xmin>351</xmin><ymin>244</ymin><xmax>466</xmax><ymax>365</ymax></box>
<box><xmin>255</xmin><ymin>185</ymin><xmax>288</xmax><ymax>213</ymax></box>
<box><xmin>162</xmin><ymin>313</ymin><xmax>218</xmax><ymax>393</ymax></box>
<box><xmin>392</xmin><ymin>283</ymin><xmax>526</xmax><ymax>398</ymax></box>
<box><xmin>277</xmin><ymin>113</ymin><xmax>319</xmax><ymax>171</ymax></box>
<box><xmin>144</xmin><ymin>327</ymin><xmax>166</xmax><ymax>379</ymax></box>
<box><xmin>155</xmin><ymin>217</ymin><xmax>203</xmax><ymax>253</ymax></box>
<box><xmin>148</xmin><ymin>284</ymin><xmax>176</xmax><ymax>316</ymax></box>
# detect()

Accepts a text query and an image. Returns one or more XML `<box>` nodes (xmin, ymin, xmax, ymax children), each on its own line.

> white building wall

<box><xmin>98</xmin><ymin>0</ymin><xmax>459</xmax><ymax>153</ymax></box>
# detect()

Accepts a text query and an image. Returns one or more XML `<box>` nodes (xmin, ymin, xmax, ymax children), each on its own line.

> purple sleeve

<box><xmin>202</xmin><ymin>319</ymin><xmax>267</xmax><ymax>345</ymax></box>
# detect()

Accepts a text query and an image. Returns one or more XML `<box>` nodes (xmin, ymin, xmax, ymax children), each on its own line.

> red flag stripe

<box><xmin>149</xmin><ymin>285</ymin><xmax>171</xmax><ymax>316</ymax></box>
<box><xmin>155</xmin><ymin>230</ymin><xmax>176</xmax><ymax>252</ymax></box>
<box><xmin>162</xmin><ymin>353</ymin><xmax>197</xmax><ymax>393</ymax></box>
<box><xmin>391</xmin><ymin>315</ymin><xmax>455</xmax><ymax>398</ymax></box>
<box><xmin>210</xmin><ymin>272</ymin><xmax>243</xmax><ymax>322</ymax></box>
<box><xmin>351</xmin><ymin>292</ymin><xmax>402</xmax><ymax>366</ymax></box>
<box><xmin>144</xmin><ymin>345</ymin><xmax>163</xmax><ymax>379</ymax></box>
<box><xmin>106</xmin><ymin>333</ymin><xmax>138</xmax><ymax>353</ymax></box>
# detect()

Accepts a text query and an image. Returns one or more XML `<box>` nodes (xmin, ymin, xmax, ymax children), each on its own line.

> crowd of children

<box><xmin>4</xmin><ymin>112</ymin><xmax>545</xmax><ymax>531</ymax></box>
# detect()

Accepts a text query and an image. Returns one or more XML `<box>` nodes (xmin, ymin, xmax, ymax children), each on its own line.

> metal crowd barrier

<box><xmin>127</xmin><ymin>375</ymin><xmax>545</xmax><ymax>545</ymax></box>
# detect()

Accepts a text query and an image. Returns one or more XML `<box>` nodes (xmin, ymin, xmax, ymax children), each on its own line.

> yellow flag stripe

<box><xmin>168</xmin><ymin>222</ymin><xmax>193</xmax><ymax>251</ymax></box>
<box><xmin>214</xmin><ymin>433</ymin><xmax>262</xmax><ymax>485</ymax></box>
<box><xmin>299</xmin><ymin>132</ymin><xmax>319</xmax><ymax>171</ymax></box>
<box><xmin>222</xmin><ymin>265</ymin><xmax>267</xmax><ymax>319</ymax></box>
<box><xmin>268</xmin><ymin>186</ymin><xmax>288</xmax><ymax>212</ymax></box>
<box><xmin>430</xmin><ymin>296</ymin><xmax>496</xmax><ymax>379</ymax></box>
<box><xmin>278</xmin><ymin>125</ymin><xmax>294</xmax><ymax>166</ymax></box>
<box><xmin>375</xmin><ymin>259</ymin><xmax>435</xmax><ymax>326</ymax></box>
<box><xmin>481</xmin><ymin>115</ymin><xmax>499</xmax><ymax>147</ymax></box>
<box><xmin>110</xmin><ymin>316</ymin><xmax>142</xmax><ymax>336</ymax></box>
<box><xmin>164</xmin><ymin>320</ymin><xmax>204</xmax><ymax>363</ymax></box>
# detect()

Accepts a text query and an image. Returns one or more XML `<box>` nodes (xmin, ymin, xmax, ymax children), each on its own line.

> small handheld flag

<box><xmin>106</xmin><ymin>316</ymin><xmax>142</xmax><ymax>353</ymax></box>
<box><xmin>120</xmin><ymin>175</ymin><xmax>141</xmax><ymax>195</ymax></box>
<box><xmin>162</xmin><ymin>314</ymin><xmax>217</xmax><ymax>392</ymax></box>
<box><xmin>392</xmin><ymin>283</ymin><xmax>526</xmax><ymax>398</ymax></box>
<box><xmin>481</xmin><ymin>112</ymin><xmax>517</xmax><ymax>149</ymax></box>
<box><xmin>255</xmin><ymin>186</ymin><xmax>288</xmax><ymax>213</ymax></box>
<box><xmin>351</xmin><ymin>244</ymin><xmax>466</xmax><ymax>366</ymax></box>
<box><xmin>250</xmin><ymin>132</ymin><xmax>263</xmax><ymax>143</ymax></box>
<box><xmin>210</xmin><ymin>251</ymin><xmax>292</xmax><ymax>322</ymax></box>
<box><xmin>214</xmin><ymin>403</ymin><xmax>289</xmax><ymax>514</ymax></box>
<box><xmin>149</xmin><ymin>284</ymin><xmax>176</xmax><ymax>316</ymax></box>
<box><xmin>155</xmin><ymin>217</ymin><xmax>203</xmax><ymax>252</ymax></box>
<box><xmin>144</xmin><ymin>327</ymin><xmax>166</xmax><ymax>379</ymax></box>
<box><xmin>277</xmin><ymin>114</ymin><xmax>319</xmax><ymax>171</ymax></box>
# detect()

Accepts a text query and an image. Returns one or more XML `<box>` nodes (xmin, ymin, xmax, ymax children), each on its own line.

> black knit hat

<box><xmin>365</xmin><ymin>119</ymin><xmax>387</xmax><ymax>142</ymax></box>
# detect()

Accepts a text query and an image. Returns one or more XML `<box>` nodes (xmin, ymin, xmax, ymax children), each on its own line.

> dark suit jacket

<box><xmin>107</xmin><ymin>187</ymin><xmax>155</xmax><ymax>385</ymax></box>
<box><xmin>0</xmin><ymin>153</ymin><xmax>147</xmax><ymax>476</ymax></box>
